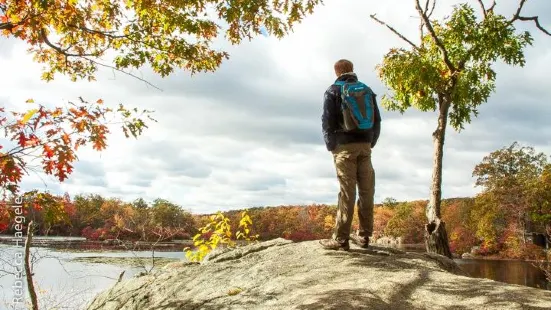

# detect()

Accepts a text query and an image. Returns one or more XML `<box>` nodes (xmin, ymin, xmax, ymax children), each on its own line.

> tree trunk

<box><xmin>425</xmin><ymin>98</ymin><xmax>453</xmax><ymax>258</ymax></box>
<box><xmin>25</xmin><ymin>221</ymin><xmax>39</xmax><ymax>310</ymax></box>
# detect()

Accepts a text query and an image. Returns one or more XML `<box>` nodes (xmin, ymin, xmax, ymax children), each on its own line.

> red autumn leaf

<box><xmin>43</xmin><ymin>144</ymin><xmax>54</xmax><ymax>158</ymax></box>
<box><xmin>17</xmin><ymin>132</ymin><xmax>26</xmax><ymax>147</ymax></box>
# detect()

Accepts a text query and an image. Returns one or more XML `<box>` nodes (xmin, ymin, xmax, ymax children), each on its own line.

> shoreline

<box><xmin>1</xmin><ymin>236</ymin><xmax>548</xmax><ymax>263</ymax></box>
<box><xmin>459</xmin><ymin>255</ymin><xmax>550</xmax><ymax>263</ymax></box>
<box><xmin>0</xmin><ymin>235</ymin><xmax>193</xmax><ymax>252</ymax></box>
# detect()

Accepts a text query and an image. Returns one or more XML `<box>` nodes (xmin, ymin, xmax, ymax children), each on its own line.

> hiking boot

<box><xmin>319</xmin><ymin>238</ymin><xmax>350</xmax><ymax>251</ymax></box>
<box><xmin>350</xmin><ymin>234</ymin><xmax>369</xmax><ymax>248</ymax></box>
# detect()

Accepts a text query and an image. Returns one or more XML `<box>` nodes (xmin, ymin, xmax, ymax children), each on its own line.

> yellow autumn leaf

<box><xmin>52</xmin><ymin>109</ymin><xmax>62</xmax><ymax>117</ymax></box>
<box><xmin>21</xmin><ymin>109</ymin><xmax>38</xmax><ymax>124</ymax></box>
<box><xmin>26</xmin><ymin>98</ymin><xmax>34</xmax><ymax>103</ymax></box>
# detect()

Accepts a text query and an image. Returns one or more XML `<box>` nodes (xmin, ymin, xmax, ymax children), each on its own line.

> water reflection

<box><xmin>390</xmin><ymin>243</ymin><xmax>550</xmax><ymax>291</ymax></box>
<box><xmin>454</xmin><ymin>259</ymin><xmax>550</xmax><ymax>290</ymax></box>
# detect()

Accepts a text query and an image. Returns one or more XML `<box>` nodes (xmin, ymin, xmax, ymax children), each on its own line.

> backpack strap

<box><xmin>334</xmin><ymin>80</ymin><xmax>349</xmax><ymax>102</ymax></box>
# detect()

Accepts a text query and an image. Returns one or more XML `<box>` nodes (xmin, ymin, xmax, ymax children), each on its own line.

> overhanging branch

<box><xmin>40</xmin><ymin>30</ymin><xmax>99</xmax><ymax>57</ymax></box>
<box><xmin>516</xmin><ymin>16</ymin><xmax>550</xmax><ymax>36</ymax></box>
<box><xmin>0</xmin><ymin>11</ymin><xmax>31</xmax><ymax>31</ymax></box>
<box><xmin>509</xmin><ymin>0</ymin><xmax>550</xmax><ymax>36</ymax></box>
<box><xmin>0</xmin><ymin>22</ymin><xmax>12</xmax><ymax>31</ymax></box>
<box><xmin>370</xmin><ymin>14</ymin><xmax>419</xmax><ymax>51</ymax></box>
<box><xmin>83</xmin><ymin>57</ymin><xmax>163</xmax><ymax>91</ymax></box>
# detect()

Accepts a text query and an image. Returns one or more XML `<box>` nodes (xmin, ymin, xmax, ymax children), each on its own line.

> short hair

<box><xmin>334</xmin><ymin>59</ymin><xmax>353</xmax><ymax>76</ymax></box>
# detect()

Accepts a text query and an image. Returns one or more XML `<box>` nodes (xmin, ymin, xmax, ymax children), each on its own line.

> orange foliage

<box><xmin>0</xmin><ymin>190</ymin><xmax>546</xmax><ymax>261</ymax></box>
<box><xmin>442</xmin><ymin>199</ymin><xmax>478</xmax><ymax>254</ymax></box>
<box><xmin>1</xmin><ymin>100</ymin><xmax>153</xmax><ymax>195</ymax></box>
<box><xmin>373</xmin><ymin>207</ymin><xmax>395</xmax><ymax>240</ymax></box>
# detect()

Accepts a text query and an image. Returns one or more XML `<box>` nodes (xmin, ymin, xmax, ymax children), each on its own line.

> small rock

<box><xmin>462</xmin><ymin>253</ymin><xmax>476</xmax><ymax>259</ymax></box>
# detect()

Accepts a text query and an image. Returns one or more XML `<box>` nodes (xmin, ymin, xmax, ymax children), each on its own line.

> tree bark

<box><xmin>425</xmin><ymin>97</ymin><xmax>453</xmax><ymax>258</ymax></box>
<box><xmin>25</xmin><ymin>221</ymin><xmax>39</xmax><ymax>310</ymax></box>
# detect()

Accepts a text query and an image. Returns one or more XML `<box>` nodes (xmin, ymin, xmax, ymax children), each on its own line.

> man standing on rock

<box><xmin>319</xmin><ymin>59</ymin><xmax>381</xmax><ymax>251</ymax></box>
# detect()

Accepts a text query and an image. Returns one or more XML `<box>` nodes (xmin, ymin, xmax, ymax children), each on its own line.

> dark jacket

<box><xmin>322</xmin><ymin>73</ymin><xmax>381</xmax><ymax>151</ymax></box>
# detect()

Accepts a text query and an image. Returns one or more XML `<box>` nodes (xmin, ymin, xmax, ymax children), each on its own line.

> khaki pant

<box><xmin>331</xmin><ymin>142</ymin><xmax>375</xmax><ymax>242</ymax></box>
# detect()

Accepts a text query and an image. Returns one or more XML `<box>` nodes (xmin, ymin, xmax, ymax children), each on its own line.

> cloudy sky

<box><xmin>1</xmin><ymin>0</ymin><xmax>550</xmax><ymax>214</ymax></box>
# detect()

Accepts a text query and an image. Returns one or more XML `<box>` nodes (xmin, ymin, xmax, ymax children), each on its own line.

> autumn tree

<box><xmin>372</xmin><ymin>0</ymin><xmax>549</xmax><ymax>257</ymax></box>
<box><xmin>472</xmin><ymin>142</ymin><xmax>549</xmax><ymax>251</ymax></box>
<box><xmin>384</xmin><ymin>201</ymin><xmax>426</xmax><ymax>243</ymax></box>
<box><xmin>372</xmin><ymin>206</ymin><xmax>395</xmax><ymax>240</ymax></box>
<box><xmin>24</xmin><ymin>190</ymin><xmax>72</xmax><ymax>236</ymax></box>
<box><xmin>529</xmin><ymin>164</ymin><xmax>551</xmax><ymax>241</ymax></box>
<box><xmin>150</xmin><ymin>198</ymin><xmax>195</xmax><ymax>234</ymax></box>
<box><xmin>441</xmin><ymin>198</ymin><xmax>477</xmax><ymax>254</ymax></box>
<box><xmin>71</xmin><ymin>193</ymin><xmax>106</xmax><ymax>232</ymax></box>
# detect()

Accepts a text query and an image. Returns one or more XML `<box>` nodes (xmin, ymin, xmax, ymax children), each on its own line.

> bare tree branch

<box><xmin>427</xmin><ymin>0</ymin><xmax>436</xmax><ymax>18</ymax></box>
<box><xmin>370</xmin><ymin>14</ymin><xmax>419</xmax><ymax>51</ymax></box>
<box><xmin>414</xmin><ymin>0</ymin><xmax>457</xmax><ymax>72</ymax></box>
<box><xmin>420</xmin><ymin>19</ymin><xmax>425</xmax><ymax>47</ymax></box>
<box><xmin>420</xmin><ymin>0</ymin><xmax>428</xmax><ymax>47</ymax></box>
<box><xmin>420</xmin><ymin>0</ymin><xmax>437</xmax><ymax>47</ymax></box>
<box><xmin>477</xmin><ymin>0</ymin><xmax>487</xmax><ymax>18</ymax></box>
<box><xmin>511</xmin><ymin>0</ymin><xmax>528</xmax><ymax>22</ymax></box>
<box><xmin>83</xmin><ymin>57</ymin><xmax>163</xmax><ymax>91</ymax></box>
<box><xmin>488</xmin><ymin>1</ymin><xmax>496</xmax><ymax>13</ymax></box>
<box><xmin>508</xmin><ymin>0</ymin><xmax>550</xmax><ymax>36</ymax></box>
<box><xmin>516</xmin><ymin>16</ymin><xmax>551</xmax><ymax>36</ymax></box>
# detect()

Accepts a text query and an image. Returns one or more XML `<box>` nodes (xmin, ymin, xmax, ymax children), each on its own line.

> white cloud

<box><xmin>1</xmin><ymin>0</ymin><xmax>550</xmax><ymax>213</ymax></box>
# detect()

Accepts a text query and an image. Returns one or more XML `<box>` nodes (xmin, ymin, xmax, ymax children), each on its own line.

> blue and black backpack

<box><xmin>334</xmin><ymin>80</ymin><xmax>376</xmax><ymax>133</ymax></box>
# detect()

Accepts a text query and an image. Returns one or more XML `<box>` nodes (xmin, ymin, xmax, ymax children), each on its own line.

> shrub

<box><xmin>184</xmin><ymin>210</ymin><xmax>258</xmax><ymax>262</ymax></box>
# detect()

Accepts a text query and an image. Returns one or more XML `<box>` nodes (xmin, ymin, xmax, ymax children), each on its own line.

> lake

<box><xmin>0</xmin><ymin>241</ymin><xmax>549</xmax><ymax>309</ymax></box>
<box><xmin>455</xmin><ymin>258</ymin><xmax>550</xmax><ymax>290</ymax></box>
<box><xmin>0</xmin><ymin>244</ymin><xmax>184</xmax><ymax>309</ymax></box>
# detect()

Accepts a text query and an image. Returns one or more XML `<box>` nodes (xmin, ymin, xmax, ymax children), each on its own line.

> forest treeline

<box><xmin>0</xmin><ymin>142</ymin><xmax>549</xmax><ymax>259</ymax></box>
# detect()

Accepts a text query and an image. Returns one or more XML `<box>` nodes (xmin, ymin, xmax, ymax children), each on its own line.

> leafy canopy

<box><xmin>0</xmin><ymin>0</ymin><xmax>321</xmax><ymax>82</ymax></box>
<box><xmin>376</xmin><ymin>3</ymin><xmax>532</xmax><ymax>130</ymax></box>
<box><xmin>471</xmin><ymin>142</ymin><xmax>550</xmax><ymax>246</ymax></box>
<box><xmin>473</xmin><ymin>141</ymin><xmax>548</xmax><ymax>193</ymax></box>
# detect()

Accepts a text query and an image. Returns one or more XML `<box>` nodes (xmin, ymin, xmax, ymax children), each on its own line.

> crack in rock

<box><xmin>202</xmin><ymin>238</ymin><xmax>293</xmax><ymax>264</ymax></box>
